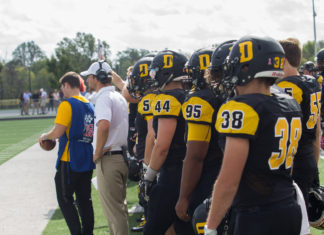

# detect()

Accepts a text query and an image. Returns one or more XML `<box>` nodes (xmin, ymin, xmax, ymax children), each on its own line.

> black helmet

<box><xmin>150</xmin><ymin>50</ymin><xmax>188</xmax><ymax>89</ymax></box>
<box><xmin>192</xmin><ymin>197</ymin><xmax>232</xmax><ymax>235</ymax></box>
<box><xmin>223</xmin><ymin>35</ymin><xmax>285</xmax><ymax>92</ymax></box>
<box><xmin>186</xmin><ymin>48</ymin><xmax>214</xmax><ymax>89</ymax></box>
<box><xmin>303</xmin><ymin>61</ymin><xmax>315</xmax><ymax>72</ymax></box>
<box><xmin>127</xmin><ymin>56</ymin><xmax>154</xmax><ymax>98</ymax></box>
<box><xmin>309</xmin><ymin>186</ymin><xmax>324</xmax><ymax>229</ymax></box>
<box><xmin>316</xmin><ymin>49</ymin><xmax>324</xmax><ymax>72</ymax></box>
<box><xmin>209</xmin><ymin>40</ymin><xmax>236</xmax><ymax>81</ymax></box>
<box><xmin>127</xmin><ymin>155</ymin><xmax>142</xmax><ymax>182</ymax></box>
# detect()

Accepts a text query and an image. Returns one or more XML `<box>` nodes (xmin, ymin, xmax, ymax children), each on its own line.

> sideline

<box><xmin>0</xmin><ymin>143</ymin><xmax>58</xmax><ymax>235</ymax></box>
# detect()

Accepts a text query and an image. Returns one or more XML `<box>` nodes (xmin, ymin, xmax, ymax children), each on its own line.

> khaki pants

<box><xmin>96</xmin><ymin>154</ymin><xmax>129</xmax><ymax>235</ymax></box>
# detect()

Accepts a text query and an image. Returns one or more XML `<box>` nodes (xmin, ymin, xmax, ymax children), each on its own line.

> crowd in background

<box><xmin>18</xmin><ymin>88</ymin><xmax>62</xmax><ymax>115</ymax></box>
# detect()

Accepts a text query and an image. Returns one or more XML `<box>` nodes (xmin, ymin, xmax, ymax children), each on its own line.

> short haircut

<box><xmin>279</xmin><ymin>38</ymin><xmax>302</xmax><ymax>68</ymax></box>
<box><xmin>59</xmin><ymin>72</ymin><xmax>81</xmax><ymax>89</ymax></box>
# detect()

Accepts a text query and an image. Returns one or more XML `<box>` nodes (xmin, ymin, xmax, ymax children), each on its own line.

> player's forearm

<box><xmin>112</xmin><ymin>71</ymin><xmax>126</xmax><ymax>91</ymax></box>
<box><xmin>149</xmin><ymin>142</ymin><xmax>169</xmax><ymax>171</ymax></box>
<box><xmin>314</xmin><ymin>118</ymin><xmax>321</xmax><ymax>164</ymax></box>
<box><xmin>144</xmin><ymin>131</ymin><xmax>155</xmax><ymax>165</ymax></box>
<box><xmin>206</xmin><ymin>179</ymin><xmax>237</xmax><ymax>230</ymax></box>
<box><xmin>178</xmin><ymin>154</ymin><xmax>204</xmax><ymax>200</ymax></box>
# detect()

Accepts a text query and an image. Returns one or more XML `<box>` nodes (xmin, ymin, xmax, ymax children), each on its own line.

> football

<box><xmin>40</xmin><ymin>139</ymin><xmax>56</xmax><ymax>151</ymax></box>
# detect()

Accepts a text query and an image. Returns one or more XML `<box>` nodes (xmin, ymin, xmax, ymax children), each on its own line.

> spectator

<box><xmin>38</xmin><ymin>72</ymin><xmax>95</xmax><ymax>235</ymax></box>
<box><xmin>23</xmin><ymin>90</ymin><xmax>31</xmax><ymax>115</ymax></box>
<box><xmin>31</xmin><ymin>90</ymin><xmax>40</xmax><ymax>115</ymax></box>
<box><xmin>40</xmin><ymin>88</ymin><xmax>47</xmax><ymax>114</ymax></box>
<box><xmin>48</xmin><ymin>91</ymin><xmax>54</xmax><ymax>113</ymax></box>
<box><xmin>82</xmin><ymin>60</ymin><xmax>129</xmax><ymax>235</ymax></box>
<box><xmin>53</xmin><ymin>89</ymin><xmax>61</xmax><ymax>112</ymax></box>
<box><xmin>18</xmin><ymin>93</ymin><xmax>24</xmax><ymax>115</ymax></box>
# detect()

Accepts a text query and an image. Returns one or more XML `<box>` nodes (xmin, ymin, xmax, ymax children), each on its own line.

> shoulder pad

<box><xmin>216</xmin><ymin>100</ymin><xmax>259</xmax><ymax>136</ymax></box>
<box><xmin>182</xmin><ymin>96</ymin><xmax>214</xmax><ymax>124</ymax></box>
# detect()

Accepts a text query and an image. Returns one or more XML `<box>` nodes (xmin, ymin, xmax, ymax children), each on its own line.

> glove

<box><xmin>139</xmin><ymin>179</ymin><xmax>153</xmax><ymax>204</ymax></box>
<box><xmin>204</xmin><ymin>225</ymin><xmax>218</xmax><ymax>235</ymax></box>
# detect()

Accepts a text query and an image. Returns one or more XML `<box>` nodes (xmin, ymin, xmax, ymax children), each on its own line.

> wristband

<box><xmin>204</xmin><ymin>225</ymin><xmax>217</xmax><ymax>235</ymax></box>
<box><xmin>144</xmin><ymin>166</ymin><xmax>158</xmax><ymax>182</ymax></box>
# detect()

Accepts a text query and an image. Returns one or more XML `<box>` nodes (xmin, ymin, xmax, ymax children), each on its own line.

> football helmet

<box><xmin>316</xmin><ymin>49</ymin><xmax>324</xmax><ymax>72</ymax></box>
<box><xmin>127</xmin><ymin>155</ymin><xmax>142</xmax><ymax>182</ymax></box>
<box><xmin>303</xmin><ymin>61</ymin><xmax>315</xmax><ymax>71</ymax></box>
<box><xmin>316</xmin><ymin>48</ymin><xmax>324</xmax><ymax>62</ymax></box>
<box><xmin>222</xmin><ymin>35</ymin><xmax>285</xmax><ymax>90</ymax></box>
<box><xmin>192</xmin><ymin>198</ymin><xmax>232</xmax><ymax>235</ymax></box>
<box><xmin>186</xmin><ymin>48</ymin><xmax>214</xmax><ymax>89</ymax></box>
<box><xmin>209</xmin><ymin>40</ymin><xmax>236</xmax><ymax>82</ymax></box>
<box><xmin>150</xmin><ymin>50</ymin><xmax>188</xmax><ymax>89</ymax></box>
<box><xmin>127</xmin><ymin>56</ymin><xmax>154</xmax><ymax>98</ymax></box>
<box><xmin>308</xmin><ymin>186</ymin><xmax>324</xmax><ymax>229</ymax></box>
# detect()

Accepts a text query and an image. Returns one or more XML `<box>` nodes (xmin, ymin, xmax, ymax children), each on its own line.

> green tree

<box><xmin>302</xmin><ymin>40</ymin><xmax>324</xmax><ymax>64</ymax></box>
<box><xmin>113</xmin><ymin>48</ymin><xmax>151</xmax><ymax>79</ymax></box>
<box><xmin>47</xmin><ymin>32</ymin><xmax>111</xmax><ymax>86</ymax></box>
<box><xmin>12</xmin><ymin>41</ymin><xmax>46</xmax><ymax>91</ymax></box>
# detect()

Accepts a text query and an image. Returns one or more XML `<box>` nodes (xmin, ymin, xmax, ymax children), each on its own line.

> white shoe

<box><xmin>128</xmin><ymin>204</ymin><xmax>144</xmax><ymax>213</ymax></box>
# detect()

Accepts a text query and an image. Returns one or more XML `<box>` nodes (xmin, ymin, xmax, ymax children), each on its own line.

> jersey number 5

<box><xmin>306</xmin><ymin>92</ymin><xmax>321</xmax><ymax>129</ymax></box>
<box><xmin>268</xmin><ymin>117</ymin><xmax>302</xmax><ymax>170</ymax></box>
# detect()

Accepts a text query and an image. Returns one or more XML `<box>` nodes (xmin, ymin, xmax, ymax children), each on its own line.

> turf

<box><xmin>0</xmin><ymin>118</ymin><xmax>54</xmax><ymax>165</ymax></box>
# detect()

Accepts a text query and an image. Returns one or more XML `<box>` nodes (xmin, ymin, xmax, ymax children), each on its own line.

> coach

<box><xmin>82</xmin><ymin>61</ymin><xmax>129</xmax><ymax>235</ymax></box>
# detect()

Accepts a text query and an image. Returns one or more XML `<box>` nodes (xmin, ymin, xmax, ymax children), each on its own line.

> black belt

<box><xmin>103</xmin><ymin>150</ymin><xmax>123</xmax><ymax>156</ymax></box>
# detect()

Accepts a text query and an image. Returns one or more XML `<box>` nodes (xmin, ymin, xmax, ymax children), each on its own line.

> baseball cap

<box><xmin>80</xmin><ymin>60</ymin><xmax>112</xmax><ymax>77</ymax></box>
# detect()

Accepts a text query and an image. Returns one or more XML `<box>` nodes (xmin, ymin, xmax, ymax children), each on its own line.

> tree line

<box><xmin>0</xmin><ymin>32</ymin><xmax>323</xmax><ymax>99</ymax></box>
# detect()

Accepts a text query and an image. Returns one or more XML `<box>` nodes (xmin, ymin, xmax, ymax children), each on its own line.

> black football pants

<box><xmin>144</xmin><ymin>164</ymin><xmax>193</xmax><ymax>235</ymax></box>
<box><xmin>55</xmin><ymin>161</ymin><xmax>94</xmax><ymax>235</ymax></box>
<box><xmin>232</xmin><ymin>198</ymin><xmax>301</xmax><ymax>235</ymax></box>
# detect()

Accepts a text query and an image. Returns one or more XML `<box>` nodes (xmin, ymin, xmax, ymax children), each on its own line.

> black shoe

<box><xmin>131</xmin><ymin>219</ymin><xmax>146</xmax><ymax>232</ymax></box>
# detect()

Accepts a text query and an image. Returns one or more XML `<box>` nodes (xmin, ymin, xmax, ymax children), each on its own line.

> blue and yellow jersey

<box><xmin>135</xmin><ymin>92</ymin><xmax>157</xmax><ymax>159</ymax></box>
<box><xmin>55</xmin><ymin>95</ymin><xmax>89</xmax><ymax>162</ymax></box>
<box><xmin>216</xmin><ymin>92</ymin><xmax>302</xmax><ymax>207</ymax></box>
<box><xmin>182</xmin><ymin>88</ymin><xmax>223</xmax><ymax>169</ymax></box>
<box><xmin>152</xmin><ymin>89</ymin><xmax>186</xmax><ymax>166</ymax></box>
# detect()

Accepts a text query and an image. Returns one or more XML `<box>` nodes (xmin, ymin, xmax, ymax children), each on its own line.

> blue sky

<box><xmin>0</xmin><ymin>0</ymin><xmax>323</xmax><ymax>61</ymax></box>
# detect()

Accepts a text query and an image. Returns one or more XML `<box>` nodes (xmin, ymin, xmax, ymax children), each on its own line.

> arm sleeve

<box><xmin>95</xmin><ymin>96</ymin><xmax>112</xmax><ymax>124</ymax></box>
<box><xmin>55</xmin><ymin>101</ymin><xmax>72</xmax><ymax>127</ymax></box>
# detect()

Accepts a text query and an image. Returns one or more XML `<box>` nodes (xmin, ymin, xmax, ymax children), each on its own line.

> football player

<box><xmin>276</xmin><ymin>38</ymin><xmax>321</xmax><ymax>214</ymax></box>
<box><xmin>127</xmin><ymin>56</ymin><xmax>157</xmax><ymax>232</ymax></box>
<box><xmin>175</xmin><ymin>46</ymin><xmax>229</xmax><ymax>234</ymax></box>
<box><xmin>205</xmin><ymin>35</ymin><xmax>303</xmax><ymax>235</ymax></box>
<box><xmin>142</xmin><ymin>50</ymin><xmax>188</xmax><ymax>234</ymax></box>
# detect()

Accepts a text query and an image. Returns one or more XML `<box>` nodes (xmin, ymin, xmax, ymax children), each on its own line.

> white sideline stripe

<box><xmin>0</xmin><ymin>143</ymin><xmax>58</xmax><ymax>235</ymax></box>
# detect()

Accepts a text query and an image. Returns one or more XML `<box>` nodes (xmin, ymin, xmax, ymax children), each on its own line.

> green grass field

<box><xmin>0</xmin><ymin>118</ymin><xmax>54</xmax><ymax>165</ymax></box>
<box><xmin>2</xmin><ymin>118</ymin><xmax>324</xmax><ymax>234</ymax></box>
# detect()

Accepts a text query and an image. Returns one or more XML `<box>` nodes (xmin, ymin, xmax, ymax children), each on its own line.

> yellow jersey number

<box><xmin>306</xmin><ymin>91</ymin><xmax>321</xmax><ymax>129</ymax></box>
<box><xmin>268</xmin><ymin>117</ymin><xmax>302</xmax><ymax>170</ymax></box>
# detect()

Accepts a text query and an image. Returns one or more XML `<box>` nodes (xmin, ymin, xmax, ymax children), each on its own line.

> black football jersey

<box><xmin>182</xmin><ymin>88</ymin><xmax>224</xmax><ymax>170</ymax></box>
<box><xmin>216</xmin><ymin>92</ymin><xmax>302</xmax><ymax>207</ymax></box>
<box><xmin>135</xmin><ymin>92</ymin><xmax>157</xmax><ymax>160</ymax></box>
<box><xmin>152</xmin><ymin>89</ymin><xmax>186</xmax><ymax>166</ymax></box>
<box><xmin>277</xmin><ymin>75</ymin><xmax>321</xmax><ymax>144</ymax></box>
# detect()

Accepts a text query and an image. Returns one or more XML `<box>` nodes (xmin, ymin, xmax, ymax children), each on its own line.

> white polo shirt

<box><xmin>93</xmin><ymin>86</ymin><xmax>128</xmax><ymax>151</ymax></box>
